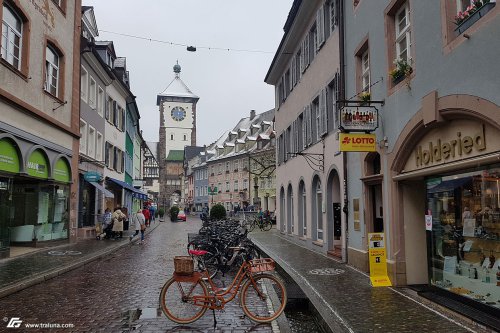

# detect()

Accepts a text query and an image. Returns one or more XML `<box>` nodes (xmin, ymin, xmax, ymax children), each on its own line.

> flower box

<box><xmin>392</xmin><ymin>73</ymin><xmax>405</xmax><ymax>85</ymax></box>
<box><xmin>455</xmin><ymin>2</ymin><xmax>495</xmax><ymax>34</ymax></box>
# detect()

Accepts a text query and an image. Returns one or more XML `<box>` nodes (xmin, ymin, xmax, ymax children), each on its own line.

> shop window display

<box><xmin>427</xmin><ymin>166</ymin><xmax>500</xmax><ymax>309</ymax></box>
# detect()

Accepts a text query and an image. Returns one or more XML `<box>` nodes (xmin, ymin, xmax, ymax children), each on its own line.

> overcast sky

<box><xmin>82</xmin><ymin>0</ymin><xmax>292</xmax><ymax>145</ymax></box>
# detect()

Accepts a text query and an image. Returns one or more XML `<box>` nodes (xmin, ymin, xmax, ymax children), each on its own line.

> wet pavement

<box><xmin>0</xmin><ymin>218</ymin><xmax>280</xmax><ymax>332</ymax></box>
<box><xmin>249</xmin><ymin>230</ymin><xmax>494</xmax><ymax>333</ymax></box>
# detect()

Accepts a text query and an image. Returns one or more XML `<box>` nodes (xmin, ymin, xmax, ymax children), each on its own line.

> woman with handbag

<box><xmin>129</xmin><ymin>209</ymin><xmax>146</xmax><ymax>244</ymax></box>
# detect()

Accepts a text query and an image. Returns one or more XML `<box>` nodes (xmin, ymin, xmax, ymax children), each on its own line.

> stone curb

<box><xmin>0</xmin><ymin>223</ymin><xmax>161</xmax><ymax>300</ymax></box>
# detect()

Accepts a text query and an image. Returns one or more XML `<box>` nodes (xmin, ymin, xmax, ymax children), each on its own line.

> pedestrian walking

<box><xmin>103</xmin><ymin>208</ymin><xmax>113</xmax><ymax>239</ymax></box>
<box><xmin>129</xmin><ymin>209</ymin><xmax>146</xmax><ymax>243</ymax></box>
<box><xmin>142</xmin><ymin>206</ymin><xmax>150</xmax><ymax>227</ymax></box>
<box><xmin>149</xmin><ymin>205</ymin><xmax>155</xmax><ymax>223</ymax></box>
<box><xmin>112</xmin><ymin>207</ymin><xmax>126</xmax><ymax>239</ymax></box>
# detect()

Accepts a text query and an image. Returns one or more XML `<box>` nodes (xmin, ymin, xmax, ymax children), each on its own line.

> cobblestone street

<box><xmin>0</xmin><ymin>217</ymin><xmax>276</xmax><ymax>333</ymax></box>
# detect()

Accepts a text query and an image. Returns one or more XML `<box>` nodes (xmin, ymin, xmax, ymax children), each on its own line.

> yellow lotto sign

<box><xmin>368</xmin><ymin>233</ymin><xmax>392</xmax><ymax>287</ymax></box>
<box><xmin>339</xmin><ymin>133</ymin><xmax>377</xmax><ymax>152</ymax></box>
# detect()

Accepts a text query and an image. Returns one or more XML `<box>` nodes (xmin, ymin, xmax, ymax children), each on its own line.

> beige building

<box><xmin>265</xmin><ymin>0</ymin><xmax>345</xmax><ymax>259</ymax></box>
<box><xmin>0</xmin><ymin>0</ymin><xmax>81</xmax><ymax>257</ymax></box>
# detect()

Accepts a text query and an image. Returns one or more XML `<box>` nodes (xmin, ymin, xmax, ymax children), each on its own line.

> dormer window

<box><xmin>106</xmin><ymin>51</ymin><xmax>114</xmax><ymax>68</ymax></box>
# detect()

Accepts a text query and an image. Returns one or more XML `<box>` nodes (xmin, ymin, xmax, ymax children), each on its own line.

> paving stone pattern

<box><xmin>0</xmin><ymin>219</ymin><xmax>274</xmax><ymax>333</ymax></box>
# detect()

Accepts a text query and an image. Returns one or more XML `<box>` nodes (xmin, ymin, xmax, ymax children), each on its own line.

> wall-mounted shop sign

<box><xmin>368</xmin><ymin>233</ymin><xmax>392</xmax><ymax>287</ymax></box>
<box><xmin>27</xmin><ymin>150</ymin><xmax>49</xmax><ymax>179</ymax></box>
<box><xmin>54</xmin><ymin>158</ymin><xmax>71</xmax><ymax>183</ymax></box>
<box><xmin>414</xmin><ymin>124</ymin><xmax>486</xmax><ymax>168</ymax></box>
<box><xmin>84</xmin><ymin>171</ymin><xmax>102</xmax><ymax>182</ymax></box>
<box><xmin>340</xmin><ymin>106</ymin><xmax>378</xmax><ymax>132</ymax></box>
<box><xmin>339</xmin><ymin>133</ymin><xmax>377</xmax><ymax>152</ymax></box>
<box><xmin>0</xmin><ymin>139</ymin><xmax>20</xmax><ymax>173</ymax></box>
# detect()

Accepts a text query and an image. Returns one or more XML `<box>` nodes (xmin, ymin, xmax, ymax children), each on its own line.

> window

<box><xmin>96</xmin><ymin>132</ymin><xmax>103</xmax><ymax>162</ymax></box>
<box><xmin>225</xmin><ymin>161</ymin><xmax>230</xmax><ymax>172</ymax></box>
<box><xmin>87</xmin><ymin>126</ymin><xmax>95</xmax><ymax>158</ymax></box>
<box><xmin>204</xmin><ymin>186</ymin><xmax>208</xmax><ymax>196</ymax></box>
<box><xmin>226</xmin><ymin>181</ymin><xmax>230</xmax><ymax>192</ymax></box>
<box><xmin>310</xmin><ymin>24</ymin><xmax>317</xmax><ymax>62</ymax></box>
<box><xmin>316</xmin><ymin>180</ymin><xmax>323</xmax><ymax>240</ymax></box>
<box><xmin>170</xmin><ymin>134</ymin><xmax>174</xmax><ymax>140</ymax></box>
<box><xmin>106</xmin><ymin>51</ymin><xmax>114</xmax><ymax>68</ymax></box>
<box><xmin>361</xmin><ymin>50</ymin><xmax>370</xmax><ymax>92</ymax></box>
<box><xmin>234</xmin><ymin>180</ymin><xmax>239</xmax><ymax>191</ymax></box>
<box><xmin>81</xmin><ymin>67</ymin><xmax>88</xmax><ymax>102</ymax></box>
<box><xmin>234</xmin><ymin>159</ymin><xmax>239</xmax><ymax>171</ymax></box>
<box><xmin>45</xmin><ymin>45</ymin><xmax>60</xmax><ymax>97</ymax></box>
<box><xmin>395</xmin><ymin>3</ymin><xmax>411</xmax><ymax>62</ymax></box>
<box><xmin>89</xmin><ymin>77</ymin><xmax>96</xmax><ymax>108</ymax></box>
<box><xmin>330</xmin><ymin>0</ymin><xmax>337</xmax><ymax>32</ymax></box>
<box><xmin>105</xmin><ymin>96</ymin><xmax>112</xmax><ymax>121</ymax></box>
<box><xmin>97</xmin><ymin>87</ymin><xmax>104</xmax><ymax>117</ymax></box>
<box><xmin>79</xmin><ymin>120</ymin><xmax>87</xmax><ymax>154</ymax></box>
<box><xmin>313</xmin><ymin>99</ymin><xmax>320</xmax><ymax>142</ymax></box>
<box><xmin>183</xmin><ymin>134</ymin><xmax>187</xmax><ymax>141</ymax></box>
<box><xmin>1</xmin><ymin>4</ymin><xmax>22</xmax><ymax>69</ymax></box>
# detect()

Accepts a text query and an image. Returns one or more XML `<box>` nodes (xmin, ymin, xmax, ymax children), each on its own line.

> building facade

<box><xmin>343</xmin><ymin>0</ymin><xmax>500</xmax><ymax>324</ymax></box>
<box><xmin>0</xmin><ymin>0</ymin><xmax>81</xmax><ymax>257</ymax></box>
<box><xmin>142</xmin><ymin>141</ymin><xmax>159</xmax><ymax>202</ymax></box>
<box><xmin>266</xmin><ymin>0</ymin><xmax>345</xmax><ymax>258</ymax></box>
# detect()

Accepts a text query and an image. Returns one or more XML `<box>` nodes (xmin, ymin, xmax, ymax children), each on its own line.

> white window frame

<box><xmin>45</xmin><ymin>46</ymin><xmax>59</xmax><ymax>96</ymax></box>
<box><xmin>89</xmin><ymin>76</ymin><xmax>96</xmax><ymax>108</ymax></box>
<box><xmin>395</xmin><ymin>3</ymin><xmax>411</xmax><ymax>62</ymax></box>
<box><xmin>87</xmin><ymin>125</ymin><xmax>96</xmax><ymax>158</ymax></box>
<box><xmin>96</xmin><ymin>131</ymin><xmax>103</xmax><ymax>162</ymax></box>
<box><xmin>80</xmin><ymin>66</ymin><xmax>88</xmax><ymax>102</ymax></box>
<box><xmin>361</xmin><ymin>50</ymin><xmax>370</xmax><ymax>92</ymax></box>
<box><xmin>97</xmin><ymin>86</ymin><xmax>104</xmax><ymax>117</ymax></box>
<box><xmin>330</xmin><ymin>0</ymin><xmax>336</xmax><ymax>32</ymax></box>
<box><xmin>79</xmin><ymin>119</ymin><xmax>87</xmax><ymax>154</ymax></box>
<box><xmin>1</xmin><ymin>4</ymin><xmax>23</xmax><ymax>69</ymax></box>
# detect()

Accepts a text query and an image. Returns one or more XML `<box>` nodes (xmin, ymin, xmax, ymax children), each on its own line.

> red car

<box><xmin>177</xmin><ymin>210</ymin><xmax>186</xmax><ymax>221</ymax></box>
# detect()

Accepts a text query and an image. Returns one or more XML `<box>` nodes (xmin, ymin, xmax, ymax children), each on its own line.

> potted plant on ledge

<box><xmin>455</xmin><ymin>0</ymin><xmax>495</xmax><ymax>34</ymax></box>
<box><xmin>389</xmin><ymin>58</ymin><xmax>412</xmax><ymax>85</ymax></box>
<box><xmin>359</xmin><ymin>91</ymin><xmax>371</xmax><ymax>104</ymax></box>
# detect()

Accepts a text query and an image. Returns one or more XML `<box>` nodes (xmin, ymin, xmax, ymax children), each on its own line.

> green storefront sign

<box><xmin>54</xmin><ymin>158</ymin><xmax>71</xmax><ymax>183</ymax></box>
<box><xmin>27</xmin><ymin>150</ymin><xmax>49</xmax><ymax>179</ymax></box>
<box><xmin>0</xmin><ymin>139</ymin><xmax>20</xmax><ymax>173</ymax></box>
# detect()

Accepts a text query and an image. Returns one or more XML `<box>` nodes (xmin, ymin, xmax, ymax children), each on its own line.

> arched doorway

<box><xmin>298</xmin><ymin>180</ymin><xmax>306</xmax><ymax>237</ymax></box>
<box><xmin>311</xmin><ymin>175</ymin><xmax>322</xmax><ymax>241</ymax></box>
<box><xmin>287</xmin><ymin>184</ymin><xmax>293</xmax><ymax>234</ymax></box>
<box><xmin>326</xmin><ymin>168</ymin><xmax>341</xmax><ymax>255</ymax></box>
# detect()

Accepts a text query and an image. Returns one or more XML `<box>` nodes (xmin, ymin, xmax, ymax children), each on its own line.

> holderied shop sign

<box><xmin>403</xmin><ymin>121</ymin><xmax>497</xmax><ymax>173</ymax></box>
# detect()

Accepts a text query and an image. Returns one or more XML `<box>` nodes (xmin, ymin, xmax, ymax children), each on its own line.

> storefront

<box><xmin>0</xmin><ymin>135</ymin><xmax>73</xmax><ymax>257</ymax></box>
<box><xmin>391</xmin><ymin>107</ymin><xmax>500</xmax><ymax>326</ymax></box>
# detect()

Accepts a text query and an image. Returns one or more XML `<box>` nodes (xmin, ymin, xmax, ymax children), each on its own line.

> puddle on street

<box><xmin>122</xmin><ymin>307</ymin><xmax>161</xmax><ymax>328</ymax></box>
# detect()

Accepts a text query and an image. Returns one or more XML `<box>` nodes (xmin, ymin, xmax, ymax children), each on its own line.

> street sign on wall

<box><xmin>339</xmin><ymin>133</ymin><xmax>377</xmax><ymax>152</ymax></box>
<box><xmin>340</xmin><ymin>106</ymin><xmax>379</xmax><ymax>132</ymax></box>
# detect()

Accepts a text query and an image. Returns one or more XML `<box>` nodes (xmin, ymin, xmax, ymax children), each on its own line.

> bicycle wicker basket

<box><xmin>174</xmin><ymin>256</ymin><xmax>194</xmax><ymax>275</ymax></box>
<box><xmin>248</xmin><ymin>258</ymin><xmax>275</xmax><ymax>273</ymax></box>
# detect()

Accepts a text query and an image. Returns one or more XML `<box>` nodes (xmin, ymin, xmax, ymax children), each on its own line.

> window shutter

<box><xmin>290</xmin><ymin>59</ymin><xmax>296</xmax><ymax>88</ymax></box>
<box><xmin>113</xmin><ymin>146</ymin><xmax>117</xmax><ymax>170</ymax></box>
<box><xmin>113</xmin><ymin>101</ymin><xmax>117</xmax><ymax>126</ymax></box>
<box><xmin>300</xmin><ymin>46</ymin><xmax>305</xmax><ymax>73</ymax></box>
<box><xmin>105</xmin><ymin>142</ymin><xmax>109</xmax><ymax>167</ymax></box>
<box><xmin>334</xmin><ymin>0</ymin><xmax>339</xmax><ymax>27</ymax></box>
<box><xmin>105</xmin><ymin>97</ymin><xmax>109</xmax><ymax>120</ymax></box>
<box><xmin>320</xmin><ymin>89</ymin><xmax>328</xmax><ymax>135</ymax></box>
<box><xmin>304</xmin><ymin>37</ymin><xmax>310</xmax><ymax>68</ymax></box>
<box><xmin>121</xmin><ymin>108</ymin><xmax>125</xmax><ymax>131</ymax></box>
<box><xmin>294</xmin><ymin>119</ymin><xmax>299</xmax><ymax>153</ymax></box>
<box><xmin>334</xmin><ymin>72</ymin><xmax>340</xmax><ymax>129</ymax></box>
<box><xmin>302</xmin><ymin>110</ymin><xmax>307</xmax><ymax>150</ymax></box>
<box><xmin>121</xmin><ymin>150</ymin><xmax>125</xmax><ymax>173</ymax></box>
<box><xmin>317</xmin><ymin>7</ymin><xmax>325</xmax><ymax>48</ymax></box>
<box><xmin>306</xmin><ymin>105</ymin><xmax>312</xmax><ymax>146</ymax></box>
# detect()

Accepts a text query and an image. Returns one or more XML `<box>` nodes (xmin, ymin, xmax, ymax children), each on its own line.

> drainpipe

<box><xmin>339</xmin><ymin>0</ymin><xmax>348</xmax><ymax>264</ymax></box>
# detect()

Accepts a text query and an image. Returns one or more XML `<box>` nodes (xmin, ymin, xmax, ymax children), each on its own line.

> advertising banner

<box><xmin>340</xmin><ymin>106</ymin><xmax>379</xmax><ymax>132</ymax></box>
<box><xmin>339</xmin><ymin>133</ymin><xmax>377</xmax><ymax>152</ymax></box>
<box><xmin>368</xmin><ymin>233</ymin><xmax>392</xmax><ymax>287</ymax></box>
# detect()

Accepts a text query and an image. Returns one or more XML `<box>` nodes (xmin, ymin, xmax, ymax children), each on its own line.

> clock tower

<box><xmin>157</xmin><ymin>62</ymin><xmax>199</xmax><ymax>209</ymax></box>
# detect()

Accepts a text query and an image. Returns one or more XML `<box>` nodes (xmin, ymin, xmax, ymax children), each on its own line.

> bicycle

<box><xmin>159</xmin><ymin>250</ymin><xmax>287</xmax><ymax>324</ymax></box>
<box><xmin>248</xmin><ymin>216</ymin><xmax>272</xmax><ymax>232</ymax></box>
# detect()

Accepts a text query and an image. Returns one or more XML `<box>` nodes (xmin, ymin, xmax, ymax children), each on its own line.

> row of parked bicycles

<box><xmin>158</xmin><ymin>218</ymin><xmax>287</xmax><ymax>325</ymax></box>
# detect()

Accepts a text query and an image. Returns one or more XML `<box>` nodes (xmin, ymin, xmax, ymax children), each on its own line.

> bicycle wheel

<box><xmin>249</xmin><ymin>219</ymin><xmax>257</xmax><ymax>232</ymax></box>
<box><xmin>240</xmin><ymin>273</ymin><xmax>287</xmax><ymax>323</ymax></box>
<box><xmin>159</xmin><ymin>277</ymin><xmax>208</xmax><ymax>324</ymax></box>
<box><xmin>262</xmin><ymin>220</ymin><xmax>272</xmax><ymax>231</ymax></box>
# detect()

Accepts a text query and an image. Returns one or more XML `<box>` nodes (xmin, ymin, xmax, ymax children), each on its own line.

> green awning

<box><xmin>0</xmin><ymin>139</ymin><xmax>20</xmax><ymax>173</ymax></box>
<box><xmin>27</xmin><ymin>149</ymin><xmax>49</xmax><ymax>179</ymax></box>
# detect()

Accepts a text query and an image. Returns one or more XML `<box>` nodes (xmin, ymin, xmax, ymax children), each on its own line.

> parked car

<box><xmin>177</xmin><ymin>210</ymin><xmax>186</xmax><ymax>221</ymax></box>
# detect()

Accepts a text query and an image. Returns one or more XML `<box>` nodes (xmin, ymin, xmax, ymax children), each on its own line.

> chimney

<box><xmin>250</xmin><ymin>109</ymin><xmax>256</xmax><ymax>120</ymax></box>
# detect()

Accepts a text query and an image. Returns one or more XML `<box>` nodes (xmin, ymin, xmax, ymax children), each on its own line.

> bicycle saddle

<box><xmin>189</xmin><ymin>249</ymin><xmax>208</xmax><ymax>256</ymax></box>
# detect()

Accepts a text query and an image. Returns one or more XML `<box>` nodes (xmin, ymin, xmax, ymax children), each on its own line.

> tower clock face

<box><xmin>171</xmin><ymin>106</ymin><xmax>186</xmax><ymax>122</ymax></box>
